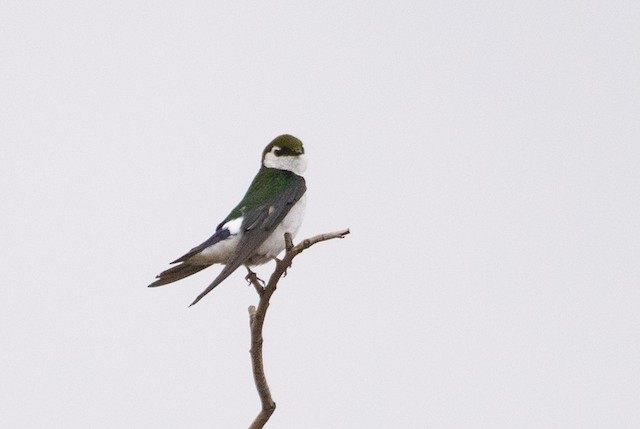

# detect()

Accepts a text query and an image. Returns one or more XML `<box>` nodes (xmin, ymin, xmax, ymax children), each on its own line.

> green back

<box><xmin>222</xmin><ymin>167</ymin><xmax>304</xmax><ymax>225</ymax></box>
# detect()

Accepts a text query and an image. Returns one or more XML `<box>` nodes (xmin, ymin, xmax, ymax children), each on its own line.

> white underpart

<box><xmin>190</xmin><ymin>216</ymin><xmax>244</xmax><ymax>264</ymax></box>
<box><xmin>188</xmin><ymin>194</ymin><xmax>306</xmax><ymax>266</ymax></box>
<box><xmin>263</xmin><ymin>146</ymin><xmax>307</xmax><ymax>176</ymax></box>
<box><xmin>251</xmin><ymin>193</ymin><xmax>306</xmax><ymax>265</ymax></box>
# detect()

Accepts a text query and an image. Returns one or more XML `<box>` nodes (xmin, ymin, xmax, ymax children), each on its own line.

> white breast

<box><xmin>250</xmin><ymin>193</ymin><xmax>307</xmax><ymax>265</ymax></box>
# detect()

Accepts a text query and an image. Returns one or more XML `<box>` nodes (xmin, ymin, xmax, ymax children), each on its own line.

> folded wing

<box><xmin>189</xmin><ymin>176</ymin><xmax>306</xmax><ymax>306</ymax></box>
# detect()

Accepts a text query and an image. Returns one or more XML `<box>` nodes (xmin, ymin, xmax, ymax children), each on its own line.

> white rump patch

<box><xmin>187</xmin><ymin>216</ymin><xmax>244</xmax><ymax>264</ymax></box>
<box><xmin>222</xmin><ymin>216</ymin><xmax>243</xmax><ymax>235</ymax></box>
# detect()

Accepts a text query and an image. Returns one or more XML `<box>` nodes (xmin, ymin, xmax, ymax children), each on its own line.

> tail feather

<box><xmin>148</xmin><ymin>263</ymin><xmax>210</xmax><ymax>287</ymax></box>
<box><xmin>188</xmin><ymin>261</ymin><xmax>242</xmax><ymax>306</ymax></box>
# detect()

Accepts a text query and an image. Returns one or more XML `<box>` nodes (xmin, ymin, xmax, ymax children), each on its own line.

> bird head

<box><xmin>262</xmin><ymin>134</ymin><xmax>307</xmax><ymax>175</ymax></box>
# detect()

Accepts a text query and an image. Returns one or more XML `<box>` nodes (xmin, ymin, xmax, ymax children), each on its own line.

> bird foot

<box><xmin>275</xmin><ymin>257</ymin><xmax>292</xmax><ymax>277</ymax></box>
<box><xmin>245</xmin><ymin>267</ymin><xmax>265</xmax><ymax>295</ymax></box>
<box><xmin>245</xmin><ymin>268</ymin><xmax>265</xmax><ymax>285</ymax></box>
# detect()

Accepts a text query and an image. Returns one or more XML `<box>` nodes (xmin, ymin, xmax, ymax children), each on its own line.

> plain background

<box><xmin>1</xmin><ymin>1</ymin><xmax>639</xmax><ymax>428</ymax></box>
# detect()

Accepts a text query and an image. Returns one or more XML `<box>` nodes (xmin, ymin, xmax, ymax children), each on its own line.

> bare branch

<box><xmin>247</xmin><ymin>228</ymin><xmax>350</xmax><ymax>429</ymax></box>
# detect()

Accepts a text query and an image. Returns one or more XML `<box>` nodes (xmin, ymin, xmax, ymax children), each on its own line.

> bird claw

<box><xmin>245</xmin><ymin>268</ymin><xmax>265</xmax><ymax>288</ymax></box>
<box><xmin>275</xmin><ymin>257</ymin><xmax>292</xmax><ymax>277</ymax></box>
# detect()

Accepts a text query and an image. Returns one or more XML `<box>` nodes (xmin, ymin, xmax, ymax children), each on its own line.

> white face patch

<box><xmin>263</xmin><ymin>146</ymin><xmax>308</xmax><ymax>175</ymax></box>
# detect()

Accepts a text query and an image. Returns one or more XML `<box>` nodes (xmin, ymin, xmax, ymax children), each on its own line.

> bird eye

<box><xmin>274</xmin><ymin>148</ymin><xmax>282</xmax><ymax>156</ymax></box>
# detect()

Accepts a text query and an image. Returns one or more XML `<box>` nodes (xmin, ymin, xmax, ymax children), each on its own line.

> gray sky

<box><xmin>2</xmin><ymin>1</ymin><xmax>639</xmax><ymax>428</ymax></box>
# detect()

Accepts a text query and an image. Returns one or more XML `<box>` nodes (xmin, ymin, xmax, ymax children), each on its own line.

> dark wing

<box><xmin>148</xmin><ymin>263</ymin><xmax>209</xmax><ymax>287</ymax></box>
<box><xmin>147</xmin><ymin>227</ymin><xmax>231</xmax><ymax>287</ymax></box>
<box><xmin>169</xmin><ymin>225</ymin><xmax>230</xmax><ymax>264</ymax></box>
<box><xmin>148</xmin><ymin>218</ymin><xmax>235</xmax><ymax>287</ymax></box>
<box><xmin>189</xmin><ymin>177</ymin><xmax>306</xmax><ymax>306</ymax></box>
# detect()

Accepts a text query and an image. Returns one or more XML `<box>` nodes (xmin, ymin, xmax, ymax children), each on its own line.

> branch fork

<box><xmin>247</xmin><ymin>228</ymin><xmax>350</xmax><ymax>429</ymax></box>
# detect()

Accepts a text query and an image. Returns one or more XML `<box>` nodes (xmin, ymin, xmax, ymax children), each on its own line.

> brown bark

<box><xmin>247</xmin><ymin>229</ymin><xmax>350</xmax><ymax>429</ymax></box>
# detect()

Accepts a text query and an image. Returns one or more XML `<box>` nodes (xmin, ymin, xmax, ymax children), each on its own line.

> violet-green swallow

<box><xmin>149</xmin><ymin>134</ymin><xmax>307</xmax><ymax>306</ymax></box>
